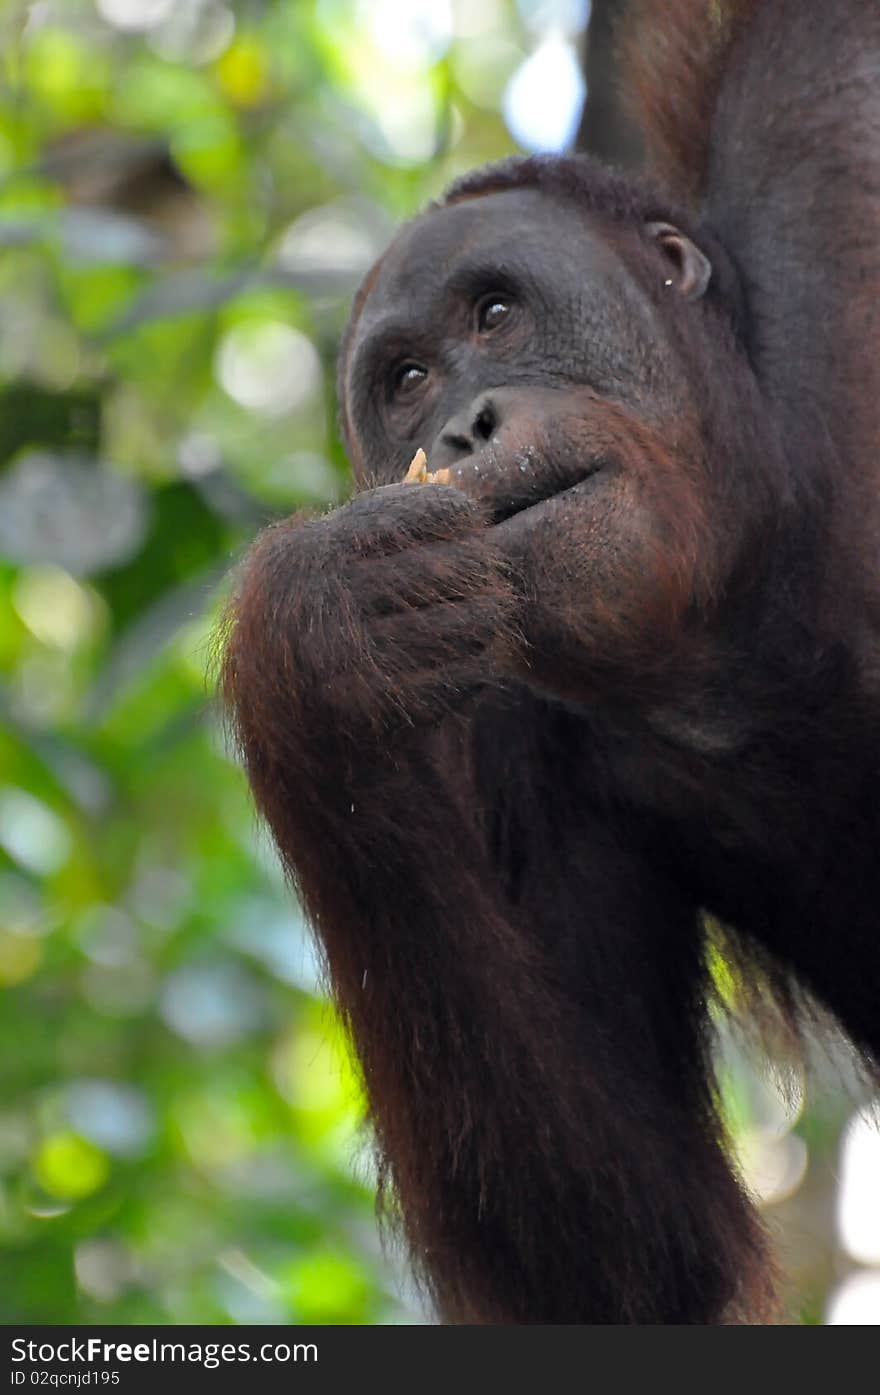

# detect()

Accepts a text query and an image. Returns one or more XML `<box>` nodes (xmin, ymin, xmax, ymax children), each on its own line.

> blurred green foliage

<box><xmin>0</xmin><ymin>0</ymin><xmax>871</xmax><ymax>1328</ymax></box>
<box><xmin>0</xmin><ymin>0</ymin><xmax>533</xmax><ymax>1325</ymax></box>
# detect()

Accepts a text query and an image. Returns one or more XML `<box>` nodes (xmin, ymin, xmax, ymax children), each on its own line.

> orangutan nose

<box><xmin>430</xmin><ymin>393</ymin><xmax>500</xmax><ymax>468</ymax></box>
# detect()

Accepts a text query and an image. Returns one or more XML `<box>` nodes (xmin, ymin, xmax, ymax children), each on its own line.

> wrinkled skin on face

<box><xmin>337</xmin><ymin>188</ymin><xmax>747</xmax><ymax>703</ymax></box>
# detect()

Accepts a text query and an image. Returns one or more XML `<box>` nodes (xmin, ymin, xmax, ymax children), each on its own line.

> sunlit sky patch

<box><xmin>95</xmin><ymin>0</ymin><xmax>175</xmax><ymax>32</ymax></box>
<box><xmin>516</xmin><ymin>0</ymin><xmax>591</xmax><ymax>33</ymax></box>
<box><xmin>837</xmin><ymin>1100</ymin><xmax>880</xmax><ymax>1265</ymax></box>
<box><xmin>826</xmin><ymin>1269</ymin><xmax>880</xmax><ymax>1325</ymax></box>
<box><xmin>357</xmin><ymin>0</ymin><xmax>454</xmax><ymax>66</ymax></box>
<box><xmin>278</xmin><ymin>200</ymin><xmax>385</xmax><ymax>277</ymax></box>
<box><xmin>0</xmin><ymin>787</ymin><xmax>71</xmax><ymax>877</ymax></box>
<box><xmin>502</xmin><ymin>34</ymin><xmax>586</xmax><ymax>152</ymax></box>
<box><xmin>215</xmin><ymin>322</ymin><xmax>323</xmax><ymax>416</ymax></box>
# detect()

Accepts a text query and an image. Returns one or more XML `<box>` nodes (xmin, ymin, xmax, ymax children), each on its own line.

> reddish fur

<box><xmin>222</xmin><ymin>0</ymin><xmax>880</xmax><ymax>1324</ymax></box>
<box><xmin>619</xmin><ymin>0</ymin><xmax>761</xmax><ymax>203</ymax></box>
<box><xmin>221</xmin><ymin>533</ymin><xmax>777</xmax><ymax>1321</ymax></box>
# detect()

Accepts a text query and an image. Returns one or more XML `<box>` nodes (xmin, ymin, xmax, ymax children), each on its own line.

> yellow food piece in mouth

<box><xmin>404</xmin><ymin>448</ymin><xmax>451</xmax><ymax>486</ymax></box>
<box><xmin>404</xmin><ymin>448</ymin><xmax>428</xmax><ymax>483</ymax></box>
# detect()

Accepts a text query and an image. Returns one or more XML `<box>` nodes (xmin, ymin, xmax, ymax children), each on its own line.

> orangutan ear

<box><xmin>646</xmin><ymin>221</ymin><xmax>713</xmax><ymax>301</ymax></box>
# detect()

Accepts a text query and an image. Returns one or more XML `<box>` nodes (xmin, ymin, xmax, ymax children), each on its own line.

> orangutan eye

<box><xmin>476</xmin><ymin>294</ymin><xmax>512</xmax><ymax>333</ymax></box>
<box><xmin>392</xmin><ymin>361</ymin><xmax>428</xmax><ymax>398</ymax></box>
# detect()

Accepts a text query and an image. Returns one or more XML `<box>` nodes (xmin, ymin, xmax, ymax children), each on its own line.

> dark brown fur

<box><xmin>221</xmin><ymin>1</ymin><xmax>880</xmax><ymax>1323</ymax></box>
<box><xmin>620</xmin><ymin>0</ymin><xmax>761</xmax><ymax>204</ymax></box>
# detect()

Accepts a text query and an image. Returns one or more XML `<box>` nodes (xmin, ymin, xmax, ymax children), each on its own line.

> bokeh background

<box><xmin>0</xmin><ymin>0</ymin><xmax>878</xmax><ymax>1327</ymax></box>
